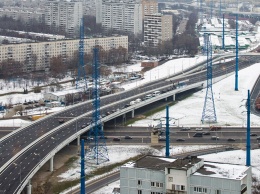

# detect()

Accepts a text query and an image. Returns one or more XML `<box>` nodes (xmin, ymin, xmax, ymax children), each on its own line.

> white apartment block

<box><xmin>44</xmin><ymin>0</ymin><xmax>83</xmax><ymax>37</ymax></box>
<box><xmin>97</xmin><ymin>0</ymin><xmax>143</xmax><ymax>35</ymax></box>
<box><xmin>0</xmin><ymin>35</ymin><xmax>128</xmax><ymax>72</ymax></box>
<box><xmin>0</xmin><ymin>8</ymin><xmax>44</xmax><ymax>22</ymax></box>
<box><xmin>120</xmin><ymin>155</ymin><xmax>251</xmax><ymax>194</ymax></box>
<box><xmin>144</xmin><ymin>14</ymin><xmax>172</xmax><ymax>46</ymax></box>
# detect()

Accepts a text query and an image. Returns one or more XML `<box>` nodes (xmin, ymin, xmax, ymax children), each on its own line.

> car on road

<box><xmin>176</xmin><ymin>138</ymin><xmax>185</xmax><ymax>142</ymax></box>
<box><xmin>202</xmin><ymin>132</ymin><xmax>210</xmax><ymax>135</ymax></box>
<box><xmin>256</xmin><ymin>137</ymin><xmax>260</xmax><ymax>140</ymax></box>
<box><xmin>125</xmin><ymin>136</ymin><xmax>132</xmax><ymax>139</ymax></box>
<box><xmin>195</xmin><ymin>128</ymin><xmax>203</xmax><ymax>131</ymax></box>
<box><xmin>152</xmin><ymin>91</ymin><xmax>161</xmax><ymax>97</ymax></box>
<box><xmin>113</xmin><ymin>137</ymin><xmax>121</xmax><ymax>141</ymax></box>
<box><xmin>81</xmin><ymin>124</ymin><xmax>86</xmax><ymax>129</ymax></box>
<box><xmin>180</xmin><ymin>127</ymin><xmax>190</xmax><ymax>131</ymax></box>
<box><xmin>250</xmin><ymin>133</ymin><xmax>257</xmax><ymax>137</ymax></box>
<box><xmin>145</xmin><ymin>94</ymin><xmax>153</xmax><ymax>100</ymax></box>
<box><xmin>193</xmin><ymin>133</ymin><xmax>203</xmax><ymax>137</ymax></box>
<box><xmin>158</xmin><ymin>136</ymin><xmax>166</xmax><ymax>141</ymax></box>
<box><xmin>211</xmin><ymin>136</ymin><xmax>219</xmax><ymax>140</ymax></box>
<box><xmin>227</xmin><ymin>138</ymin><xmax>235</xmax><ymax>142</ymax></box>
<box><xmin>210</xmin><ymin>126</ymin><xmax>222</xmax><ymax>131</ymax></box>
<box><xmin>58</xmin><ymin>119</ymin><xmax>65</xmax><ymax>124</ymax></box>
<box><xmin>100</xmin><ymin>136</ymin><xmax>108</xmax><ymax>139</ymax></box>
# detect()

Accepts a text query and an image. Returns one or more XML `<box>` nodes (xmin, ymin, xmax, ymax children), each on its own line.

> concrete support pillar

<box><xmin>165</xmin><ymin>97</ymin><xmax>167</xmax><ymax>101</ymax></box>
<box><xmin>50</xmin><ymin>156</ymin><xmax>54</xmax><ymax>172</ymax></box>
<box><xmin>131</xmin><ymin>110</ymin><xmax>134</xmax><ymax>118</ymax></box>
<box><xmin>173</xmin><ymin>94</ymin><xmax>176</xmax><ymax>101</ymax></box>
<box><xmin>101</xmin><ymin>123</ymin><xmax>104</xmax><ymax>131</ymax></box>
<box><xmin>77</xmin><ymin>136</ymin><xmax>80</xmax><ymax>146</ymax></box>
<box><xmin>122</xmin><ymin>114</ymin><xmax>126</xmax><ymax>125</ymax></box>
<box><xmin>26</xmin><ymin>180</ymin><xmax>32</xmax><ymax>194</ymax></box>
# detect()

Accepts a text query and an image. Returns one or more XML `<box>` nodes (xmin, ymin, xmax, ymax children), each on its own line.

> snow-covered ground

<box><xmin>121</xmin><ymin>56</ymin><xmax>207</xmax><ymax>90</ymax></box>
<box><xmin>131</xmin><ymin>63</ymin><xmax>260</xmax><ymax>127</ymax></box>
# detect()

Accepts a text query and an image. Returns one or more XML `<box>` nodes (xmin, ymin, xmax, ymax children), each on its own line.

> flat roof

<box><xmin>168</xmin><ymin>157</ymin><xmax>202</xmax><ymax>170</ymax></box>
<box><xmin>123</xmin><ymin>155</ymin><xmax>176</xmax><ymax>171</ymax></box>
<box><xmin>193</xmin><ymin>161</ymin><xmax>249</xmax><ymax>180</ymax></box>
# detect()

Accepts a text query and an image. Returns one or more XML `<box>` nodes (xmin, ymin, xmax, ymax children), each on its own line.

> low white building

<box><xmin>43</xmin><ymin>89</ymin><xmax>83</xmax><ymax>103</ymax></box>
<box><xmin>120</xmin><ymin>155</ymin><xmax>251</xmax><ymax>194</ymax></box>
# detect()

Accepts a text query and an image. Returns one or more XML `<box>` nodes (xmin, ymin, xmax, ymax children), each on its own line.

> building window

<box><xmin>156</xmin><ymin>182</ymin><xmax>160</xmax><ymax>187</ymax></box>
<box><xmin>160</xmin><ymin>183</ymin><xmax>163</xmax><ymax>188</ymax></box>
<box><xmin>181</xmin><ymin>185</ymin><xmax>185</xmax><ymax>190</ymax></box>
<box><xmin>194</xmin><ymin>187</ymin><xmax>208</xmax><ymax>193</ymax></box>
<box><xmin>138</xmin><ymin>190</ymin><xmax>142</xmax><ymax>194</ymax></box>
<box><xmin>138</xmin><ymin>180</ymin><xmax>142</xmax><ymax>185</ymax></box>
<box><xmin>216</xmin><ymin>190</ymin><xmax>221</xmax><ymax>194</ymax></box>
<box><xmin>151</xmin><ymin>182</ymin><xmax>155</xmax><ymax>187</ymax></box>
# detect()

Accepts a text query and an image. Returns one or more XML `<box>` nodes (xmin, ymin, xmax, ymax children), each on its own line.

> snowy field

<box><xmin>131</xmin><ymin>63</ymin><xmax>260</xmax><ymax>127</ymax></box>
<box><xmin>60</xmin><ymin>145</ymin><xmax>260</xmax><ymax>194</ymax></box>
<box><xmin>121</xmin><ymin>56</ymin><xmax>207</xmax><ymax>90</ymax></box>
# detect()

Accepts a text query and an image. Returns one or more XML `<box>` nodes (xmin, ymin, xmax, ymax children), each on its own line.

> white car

<box><xmin>195</xmin><ymin>128</ymin><xmax>203</xmax><ymax>131</ymax></box>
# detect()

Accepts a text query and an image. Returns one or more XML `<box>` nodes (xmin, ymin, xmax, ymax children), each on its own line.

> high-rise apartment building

<box><xmin>44</xmin><ymin>0</ymin><xmax>83</xmax><ymax>37</ymax></box>
<box><xmin>141</xmin><ymin>0</ymin><xmax>158</xmax><ymax>19</ymax></box>
<box><xmin>96</xmin><ymin>0</ymin><xmax>142</xmax><ymax>35</ymax></box>
<box><xmin>144</xmin><ymin>13</ymin><xmax>172</xmax><ymax>46</ymax></box>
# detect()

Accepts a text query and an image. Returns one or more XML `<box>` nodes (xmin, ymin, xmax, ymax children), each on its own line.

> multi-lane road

<box><xmin>103</xmin><ymin>126</ymin><xmax>260</xmax><ymax>145</ymax></box>
<box><xmin>0</xmin><ymin>53</ymin><xmax>259</xmax><ymax>193</ymax></box>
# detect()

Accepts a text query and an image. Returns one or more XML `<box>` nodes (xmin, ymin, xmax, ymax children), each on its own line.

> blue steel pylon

<box><xmin>85</xmin><ymin>48</ymin><xmax>109</xmax><ymax>165</ymax></box>
<box><xmin>201</xmin><ymin>34</ymin><xmax>217</xmax><ymax>123</ymax></box>
<box><xmin>76</xmin><ymin>18</ymin><xmax>87</xmax><ymax>91</ymax></box>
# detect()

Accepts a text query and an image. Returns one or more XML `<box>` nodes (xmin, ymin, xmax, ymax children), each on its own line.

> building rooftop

<box><xmin>129</xmin><ymin>155</ymin><xmax>176</xmax><ymax>171</ymax></box>
<box><xmin>167</xmin><ymin>156</ymin><xmax>202</xmax><ymax>170</ymax></box>
<box><xmin>194</xmin><ymin>161</ymin><xmax>249</xmax><ymax>180</ymax></box>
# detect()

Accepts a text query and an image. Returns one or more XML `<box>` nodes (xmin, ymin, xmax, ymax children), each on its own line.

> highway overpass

<box><xmin>0</xmin><ymin>53</ymin><xmax>259</xmax><ymax>194</ymax></box>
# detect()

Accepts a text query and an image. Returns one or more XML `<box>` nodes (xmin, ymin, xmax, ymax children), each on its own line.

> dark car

<box><xmin>162</xmin><ymin>89</ymin><xmax>168</xmax><ymax>93</ymax></box>
<box><xmin>250</xmin><ymin>133</ymin><xmax>257</xmax><ymax>137</ymax></box>
<box><xmin>176</xmin><ymin>138</ymin><xmax>185</xmax><ymax>142</ymax></box>
<box><xmin>100</xmin><ymin>136</ymin><xmax>108</xmax><ymax>139</ymax></box>
<box><xmin>125</xmin><ymin>136</ymin><xmax>132</xmax><ymax>139</ymax></box>
<box><xmin>256</xmin><ymin>136</ymin><xmax>260</xmax><ymax>140</ymax></box>
<box><xmin>227</xmin><ymin>138</ymin><xmax>235</xmax><ymax>142</ymax></box>
<box><xmin>203</xmin><ymin>132</ymin><xmax>211</xmax><ymax>135</ymax></box>
<box><xmin>113</xmin><ymin>137</ymin><xmax>121</xmax><ymax>141</ymax></box>
<box><xmin>193</xmin><ymin>133</ymin><xmax>203</xmax><ymax>137</ymax></box>
<box><xmin>81</xmin><ymin>124</ymin><xmax>86</xmax><ymax>129</ymax></box>
<box><xmin>58</xmin><ymin>119</ymin><xmax>65</xmax><ymax>124</ymax></box>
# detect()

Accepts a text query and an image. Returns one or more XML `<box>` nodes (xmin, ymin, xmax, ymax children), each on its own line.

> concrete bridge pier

<box><xmin>26</xmin><ymin>180</ymin><xmax>32</xmax><ymax>194</ymax></box>
<box><xmin>77</xmin><ymin>136</ymin><xmax>80</xmax><ymax>146</ymax></box>
<box><xmin>122</xmin><ymin>114</ymin><xmax>126</xmax><ymax>125</ymax></box>
<box><xmin>50</xmin><ymin>156</ymin><xmax>54</xmax><ymax>172</ymax></box>
<box><xmin>173</xmin><ymin>94</ymin><xmax>176</xmax><ymax>101</ymax></box>
<box><xmin>131</xmin><ymin>110</ymin><xmax>135</xmax><ymax>118</ymax></box>
<box><xmin>165</xmin><ymin>97</ymin><xmax>168</xmax><ymax>101</ymax></box>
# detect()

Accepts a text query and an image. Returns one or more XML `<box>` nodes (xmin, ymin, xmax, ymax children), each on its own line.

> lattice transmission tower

<box><xmin>201</xmin><ymin>34</ymin><xmax>217</xmax><ymax>123</ymax></box>
<box><xmin>76</xmin><ymin>18</ymin><xmax>87</xmax><ymax>91</ymax></box>
<box><xmin>85</xmin><ymin>48</ymin><xmax>109</xmax><ymax>165</ymax></box>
